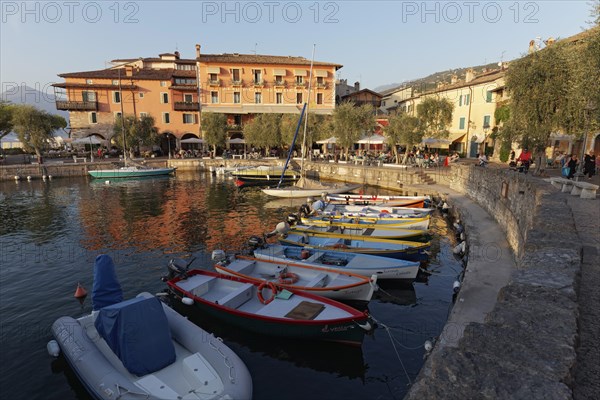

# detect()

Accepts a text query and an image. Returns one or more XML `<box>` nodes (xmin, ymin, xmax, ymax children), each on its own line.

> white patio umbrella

<box><xmin>357</xmin><ymin>134</ymin><xmax>385</xmax><ymax>144</ymax></box>
<box><xmin>72</xmin><ymin>136</ymin><xmax>104</xmax><ymax>145</ymax></box>
<box><xmin>180</xmin><ymin>137</ymin><xmax>204</xmax><ymax>144</ymax></box>
<box><xmin>227</xmin><ymin>138</ymin><xmax>246</xmax><ymax>144</ymax></box>
<box><xmin>316</xmin><ymin>136</ymin><xmax>337</xmax><ymax>144</ymax></box>
<box><xmin>421</xmin><ymin>137</ymin><xmax>452</xmax><ymax>148</ymax></box>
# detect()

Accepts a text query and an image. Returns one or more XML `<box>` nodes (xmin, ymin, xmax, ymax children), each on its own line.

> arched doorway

<box><xmin>160</xmin><ymin>132</ymin><xmax>176</xmax><ymax>158</ymax></box>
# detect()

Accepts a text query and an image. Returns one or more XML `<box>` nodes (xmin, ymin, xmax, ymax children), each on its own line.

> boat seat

<box><xmin>181</xmin><ymin>353</ymin><xmax>223</xmax><ymax>396</ymax></box>
<box><xmin>305</xmin><ymin>272</ymin><xmax>328</xmax><ymax>288</ymax></box>
<box><xmin>227</xmin><ymin>260</ymin><xmax>256</xmax><ymax>275</ymax></box>
<box><xmin>217</xmin><ymin>283</ymin><xmax>254</xmax><ymax>309</ymax></box>
<box><xmin>135</xmin><ymin>375</ymin><xmax>179</xmax><ymax>398</ymax></box>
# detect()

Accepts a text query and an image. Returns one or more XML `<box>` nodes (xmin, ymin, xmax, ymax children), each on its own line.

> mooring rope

<box><xmin>370</xmin><ymin>315</ymin><xmax>413</xmax><ymax>385</ymax></box>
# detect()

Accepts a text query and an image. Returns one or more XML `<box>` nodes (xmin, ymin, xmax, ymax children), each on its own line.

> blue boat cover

<box><xmin>92</xmin><ymin>255</ymin><xmax>123</xmax><ymax>311</ymax></box>
<box><xmin>94</xmin><ymin>296</ymin><xmax>176</xmax><ymax>376</ymax></box>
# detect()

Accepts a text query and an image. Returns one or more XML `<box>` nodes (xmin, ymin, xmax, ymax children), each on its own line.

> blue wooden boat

<box><xmin>253</xmin><ymin>244</ymin><xmax>421</xmax><ymax>280</ymax></box>
<box><xmin>279</xmin><ymin>231</ymin><xmax>430</xmax><ymax>261</ymax></box>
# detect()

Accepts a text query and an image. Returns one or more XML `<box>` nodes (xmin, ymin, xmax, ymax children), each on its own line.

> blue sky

<box><xmin>0</xmin><ymin>0</ymin><xmax>594</xmax><ymax>94</ymax></box>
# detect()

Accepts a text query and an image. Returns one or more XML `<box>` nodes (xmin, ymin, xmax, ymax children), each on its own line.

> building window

<box><xmin>231</xmin><ymin>69</ymin><xmax>240</xmax><ymax>83</ymax></box>
<box><xmin>174</xmin><ymin>78</ymin><xmax>197</xmax><ymax>85</ymax></box>
<box><xmin>253</xmin><ymin>69</ymin><xmax>262</xmax><ymax>85</ymax></box>
<box><xmin>161</xmin><ymin>93</ymin><xmax>169</xmax><ymax>103</ymax></box>
<box><xmin>459</xmin><ymin>117</ymin><xmax>466</xmax><ymax>130</ymax></box>
<box><xmin>211</xmin><ymin>91</ymin><xmax>218</xmax><ymax>103</ymax></box>
<box><xmin>163</xmin><ymin>112</ymin><xmax>170</xmax><ymax>124</ymax></box>
<box><xmin>483</xmin><ymin>115</ymin><xmax>491</xmax><ymax>129</ymax></box>
<box><xmin>114</xmin><ymin>112</ymin><xmax>122</xmax><ymax>120</ymax></box>
<box><xmin>255</xmin><ymin>92</ymin><xmax>262</xmax><ymax>104</ymax></box>
<box><xmin>160</xmin><ymin>81</ymin><xmax>167</xmax><ymax>87</ymax></box>
<box><xmin>274</xmin><ymin>75</ymin><xmax>283</xmax><ymax>85</ymax></box>
<box><xmin>234</xmin><ymin>115</ymin><xmax>242</xmax><ymax>125</ymax></box>
<box><xmin>209</xmin><ymin>73</ymin><xmax>218</xmax><ymax>81</ymax></box>
<box><xmin>464</xmin><ymin>94</ymin><xmax>470</xmax><ymax>106</ymax></box>
<box><xmin>316</xmin><ymin>76</ymin><xmax>324</xmax><ymax>86</ymax></box>
<box><xmin>276</xmin><ymin>92</ymin><xmax>283</xmax><ymax>104</ymax></box>
<box><xmin>296</xmin><ymin>93</ymin><xmax>303</xmax><ymax>104</ymax></box>
<box><xmin>86</xmin><ymin>79</ymin><xmax>93</xmax><ymax>84</ymax></box>
<box><xmin>295</xmin><ymin>76</ymin><xmax>304</xmax><ymax>84</ymax></box>
<box><xmin>112</xmin><ymin>91</ymin><xmax>121</xmax><ymax>104</ymax></box>
<box><xmin>183</xmin><ymin>113</ymin><xmax>196</xmax><ymax>124</ymax></box>
<box><xmin>184</xmin><ymin>94</ymin><xmax>193</xmax><ymax>102</ymax></box>
<box><xmin>82</xmin><ymin>91</ymin><xmax>96</xmax><ymax>102</ymax></box>
<box><xmin>316</xmin><ymin>93</ymin><xmax>323</xmax><ymax>105</ymax></box>
<box><xmin>139</xmin><ymin>112</ymin><xmax>148</xmax><ymax>119</ymax></box>
<box><xmin>176</xmin><ymin>64</ymin><xmax>195</xmax><ymax>70</ymax></box>
<box><xmin>89</xmin><ymin>112</ymin><xmax>97</xmax><ymax>124</ymax></box>
<box><xmin>486</xmin><ymin>91</ymin><xmax>493</xmax><ymax>103</ymax></box>
<box><xmin>112</xmin><ymin>80</ymin><xmax>119</xmax><ymax>85</ymax></box>
<box><xmin>234</xmin><ymin>92</ymin><xmax>241</xmax><ymax>104</ymax></box>
<box><xmin>139</xmin><ymin>92</ymin><xmax>144</xmax><ymax>98</ymax></box>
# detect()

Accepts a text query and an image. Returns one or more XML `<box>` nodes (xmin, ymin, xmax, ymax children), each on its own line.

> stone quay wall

<box><xmin>404</xmin><ymin>165</ymin><xmax>580</xmax><ymax>399</ymax></box>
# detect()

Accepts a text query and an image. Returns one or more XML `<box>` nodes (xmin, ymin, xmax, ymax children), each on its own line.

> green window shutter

<box><xmin>459</xmin><ymin>117</ymin><xmax>465</xmax><ymax>130</ymax></box>
<box><xmin>486</xmin><ymin>91</ymin><xmax>492</xmax><ymax>103</ymax></box>
<box><xmin>459</xmin><ymin>96</ymin><xmax>462</xmax><ymax>106</ymax></box>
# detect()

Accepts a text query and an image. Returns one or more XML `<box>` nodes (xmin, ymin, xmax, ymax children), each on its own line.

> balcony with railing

<box><xmin>207</xmin><ymin>79</ymin><xmax>221</xmax><ymax>86</ymax></box>
<box><xmin>295</xmin><ymin>81</ymin><xmax>307</xmax><ymax>88</ymax></box>
<box><xmin>230</xmin><ymin>79</ymin><xmax>243</xmax><ymax>86</ymax></box>
<box><xmin>253</xmin><ymin>79</ymin><xmax>265</xmax><ymax>87</ymax></box>
<box><xmin>273</xmin><ymin>80</ymin><xmax>286</xmax><ymax>87</ymax></box>
<box><xmin>174</xmin><ymin>101</ymin><xmax>200</xmax><ymax>111</ymax></box>
<box><xmin>315</xmin><ymin>82</ymin><xmax>328</xmax><ymax>89</ymax></box>
<box><xmin>55</xmin><ymin>100</ymin><xmax>98</xmax><ymax>111</ymax></box>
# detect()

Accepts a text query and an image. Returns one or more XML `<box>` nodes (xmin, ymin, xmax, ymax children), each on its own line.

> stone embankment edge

<box><xmin>403</xmin><ymin>165</ymin><xmax>579</xmax><ymax>399</ymax></box>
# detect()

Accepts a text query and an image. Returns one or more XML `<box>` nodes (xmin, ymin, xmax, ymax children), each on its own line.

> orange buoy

<box><xmin>74</xmin><ymin>282</ymin><xmax>88</xmax><ymax>299</ymax></box>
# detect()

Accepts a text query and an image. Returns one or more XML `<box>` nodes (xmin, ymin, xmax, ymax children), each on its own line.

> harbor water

<box><xmin>0</xmin><ymin>171</ymin><xmax>462</xmax><ymax>399</ymax></box>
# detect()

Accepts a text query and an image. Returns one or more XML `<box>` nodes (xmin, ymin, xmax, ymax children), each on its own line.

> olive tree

<box><xmin>201</xmin><ymin>112</ymin><xmax>228</xmax><ymax>157</ymax></box>
<box><xmin>11</xmin><ymin>105</ymin><xmax>67</xmax><ymax>163</ymax></box>
<box><xmin>385</xmin><ymin>111</ymin><xmax>421</xmax><ymax>164</ymax></box>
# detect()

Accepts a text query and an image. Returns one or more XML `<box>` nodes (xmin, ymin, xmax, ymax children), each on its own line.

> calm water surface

<box><xmin>0</xmin><ymin>171</ymin><xmax>462</xmax><ymax>400</ymax></box>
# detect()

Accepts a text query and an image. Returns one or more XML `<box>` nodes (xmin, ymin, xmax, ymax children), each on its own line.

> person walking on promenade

<box><xmin>583</xmin><ymin>152</ymin><xmax>596</xmax><ymax>179</ymax></box>
<box><xmin>566</xmin><ymin>154</ymin><xmax>578</xmax><ymax>179</ymax></box>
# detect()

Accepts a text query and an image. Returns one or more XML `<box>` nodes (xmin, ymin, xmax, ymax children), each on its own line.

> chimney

<box><xmin>125</xmin><ymin>66</ymin><xmax>133</xmax><ymax>77</ymax></box>
<box><xmin>465</xmin><ymin>69</ymin><xmax>475</xmax><ymax>83</ymax></box>
<box><xmin>195</xmin><ymin>44</ymin><xmax>201</xmax><ymax>59</ymax></box>
<box><xmin>354</xmin><ymin>81</ymin><xmax>360</xmax><ymax>91</ymax></box>
<box><xmin>450</xmin><ymin>75</ymin><xmax>458</xmax><ymax>84</ymax></box>
<box><xmin>174</xmin><ymin>51</ymin><xmax>180</xmax><ymax>59</ymax></box>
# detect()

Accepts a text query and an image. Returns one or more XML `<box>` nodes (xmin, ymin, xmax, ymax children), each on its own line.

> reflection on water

<box><xmin>0</xmin><ymin>173</ymin><xmax>461</xmax><ymax>400</ymax></box>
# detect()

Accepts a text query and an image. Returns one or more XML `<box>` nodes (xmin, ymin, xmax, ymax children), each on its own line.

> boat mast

<box><xmin>300</xmin><ymin>44</ymin><xmax>316</xmax><ymax>178</ymax></box>
<box><xmin>118</xmin><ymin>68</ymin><xmax>127</xmax><ymax>166</ymax></box>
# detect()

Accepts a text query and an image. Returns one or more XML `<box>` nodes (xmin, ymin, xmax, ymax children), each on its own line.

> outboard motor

<box><xmin>266</xmin><ymin>221</ymin><xmax>291</xmax><ymax>238</ymax></box>
<box><xmin>163</xmin><ymin>258</ymin><xmax>195</xmax><ymax>281</ymax></box>
<box><xmin>247</xmin><ymin>235</ymin><xmax>265</xmax><ymax>250</ymax></box>
<box><xmin>287</xmin><ymin>214</ymin><xmax>300</xmax><ymax>226</ymax></box>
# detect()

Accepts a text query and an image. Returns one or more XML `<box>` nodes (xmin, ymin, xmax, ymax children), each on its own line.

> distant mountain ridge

<box><xmin>373</xmin><ymin>62</ymin><xmax>502</xmax><ymax>95</ymax></box>
<box><xmin>1</xmin><ymin>85</ymin><xmax>68</xmax><ymax>120</ymax></box>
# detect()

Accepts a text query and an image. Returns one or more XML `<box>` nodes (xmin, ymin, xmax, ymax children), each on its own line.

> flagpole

<box><xmin>300</xmin><ymin>44</ymin><xmax>316</xmax><ymax>178</ymax></box>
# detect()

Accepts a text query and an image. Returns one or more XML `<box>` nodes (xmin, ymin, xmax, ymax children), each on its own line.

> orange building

<box><xmin>195</xmin><ymin>44</ymin><xmax>341</xmax><ymax>140</ymax></box>
<box><xmin>53</xmin><ymin>45</ymin><xmax>341</xmax><ymax>152</ymax></box>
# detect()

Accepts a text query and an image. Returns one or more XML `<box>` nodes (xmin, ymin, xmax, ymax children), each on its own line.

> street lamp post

<box><xmin>167</xmin><ymin>133</ymin><xmax>171</xmax><ymax>159</ymax></box>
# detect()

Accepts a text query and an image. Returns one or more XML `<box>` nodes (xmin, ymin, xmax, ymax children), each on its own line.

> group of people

<box><xmin>561</xmin><ymin>152</ymin><xmax>597</xmax><ymax>180</ymax></box>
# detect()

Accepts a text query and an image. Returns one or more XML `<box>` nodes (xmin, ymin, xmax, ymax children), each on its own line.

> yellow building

<box><xmin>395</xmin><ymin>68</ymin><xmax>506</xmax><ymax>157</ymax></box>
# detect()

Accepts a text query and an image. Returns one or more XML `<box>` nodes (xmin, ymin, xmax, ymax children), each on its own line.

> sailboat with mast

<box><xmin>88</xmin><ymin>67</ymin><xmax>176</xmax><ymax>179</ymax></box>
<box><xmin>262</xmin><ymin>46</ymin><xmax>360</xmax><ymax>198</ymax></box>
